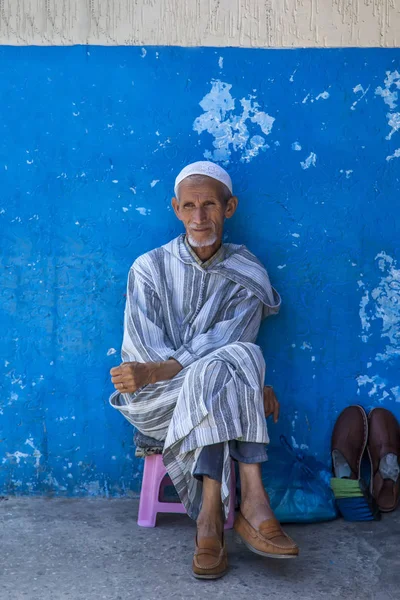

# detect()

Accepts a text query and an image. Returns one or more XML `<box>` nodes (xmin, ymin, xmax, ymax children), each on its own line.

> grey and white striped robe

<box><xmin>109</xmin><ymin>234</ymin><xmax>281</xmax><ymax>519</ymax></box>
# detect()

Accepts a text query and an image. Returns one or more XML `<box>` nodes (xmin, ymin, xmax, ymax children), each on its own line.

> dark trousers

<box><xmin>193</xmin><ymin>441</ymin><xmax>267</xmax><ymax>483</ymax></box>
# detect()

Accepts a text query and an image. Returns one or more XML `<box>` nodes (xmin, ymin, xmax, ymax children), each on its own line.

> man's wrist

<box><xmin>147</xmin><ymin>359</ymin><xmax>182</xmax><ymax>385</ymax></box>
<box><xmin>147</xmin><ymin>362</ymin><xmax>160</xmax><ymax>385</ymax></box>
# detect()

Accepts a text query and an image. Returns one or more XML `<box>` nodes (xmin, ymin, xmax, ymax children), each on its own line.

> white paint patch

<box><xmin>122</xmin><ymin>207</ymin><xmax>129</xmax><ymax>213</ymax></box>
<box><xmin>150</xmin><ymin>180</ymin><xmax>159</xmax><ymax>187</ymax></box>
<box><xmin>375</xmin><ymin>71</ymin><xmax>400</xmax><ymax>144</ymax></box>
<box><xmin>356</xmin><ymin>374</ymin><xmax>388</xmax><ymax>402</ymax></box>
<box><xmin>8</xmin><ymin>392</ymin><xmax>18</xmax><ymax>405</ymax></box>
<box><xmin>302</xmin><ymin>91</ymin><xmax>329</xmax><ymax>104</ymax></box>
<box><xmin>359</xmin><ymin>252</ymin><xmax>400</xmax><ymax>363</ymax></box>
<box><xmin>351</xmin><ymin>84</ymin><xmax>370</xmax><ymax>110</ymax></box>
<box><xmin>218</xmin><ymin>56</ymin><xmax>224</xmax><ymax>69</ymax></box>
<box><xmin>386</xmin><ymin>112</ymin><xmax>400</xmax><ymax>141</ymax></box>
<box><xmin>136</xmin><ymin>207</ymin><xmax>151</xmax><ymax>216</ymax></box>
<box><xmin>3</xmin><ymin>451</ymin><xmax>29</xmax><ymax>464</ymax></box>
<box><xmin>83</xmin><ymin>481</ymin><xmax>101</xmax><ymax>495</ymax></box>
<box><xmin>193</xmin><ymin>80</ymin><xmax>275</xmax><ymax>164</ymax></box>
<box><xmin>107</xmin><ymin>348</ymin><xmax>117</xmax><ymax>356</ymax></box>
<box><xmin>291</xmin><ymin>233</ymin><xmax>300</xmax><ymax>238</ymax></box>
<box><xmin>292</xmin><ymin>142</ymin><xmax>302</xmax><ymax>151</ymax></box>
<box><xmin>386</xmin><ymin>148</ymin><xmax>400</xmax><ymax>161</ymax></box>
<box><xmin>43</xmin><ymin>474</ymin><xmax>67</xmax><ymax>491</ymax></box>
<box><xmin>340</xmin><ymin>169</ymin><xmax>353</xmax><ymax>178</ymax></box>
<box><xmin>367</xmin><ymin>362</ymin><xmax>372</xmax><ymax>368</ymax></box>
<box><xmin>140</xmin><ymin>48</ymin><xmax>147</xmax><ymax>58</ymax></box>
<box><xmin>25</xmin><ymin>438</ymin><xmax>42</xmax><ymax>469</ymax></box>
<box><xmin>301</xmin><ymin>342</ymin><xmax>312</xmax><ymax>350</ymax></box>
<box><xmin>300</xmin><ymin>152</ymin><xmax>317</xmax><ymax>170</ymax></box>
<box><xmin>375</xmin><ymin>71</ymin><xmax>400</xmax><ymax>110</ymax></box>
<box><xmin>112</xmin><ymin>180</ymin><xmax>118</xmax><ymax>184</ymax></box>
<box><xmin>359</xmin><ymin>286</ymin><xmax>370</xmax><ymax>342</ymax></box>
<box><xmin>289</xmin><ymin>69</ymin><xmax>297</xmax><ymax>82</ymax></box>
<box><xmin>390</xmin><ymin>386</ymin><xmax>400</xmax><ymax>402</ymax></box>
<box><xmin>129</xmin><ymin>187</ymin><xmax>137</xmax><ymax>194</ymax></box>
<box><xmin>277</xmin><ymin>264</ymin><xmax>286</xmax><ymax>269</ymax></box>
<box><xmin>291</xmin><ymin>436</ymin><xmax>309</xmax><ymax>451</ymax></box>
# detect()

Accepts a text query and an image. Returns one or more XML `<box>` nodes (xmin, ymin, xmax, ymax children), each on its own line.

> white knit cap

<box><xmin>174</xmin><ymin>161</ymin><xmax>233</xmax><ymax>197</ymax></box>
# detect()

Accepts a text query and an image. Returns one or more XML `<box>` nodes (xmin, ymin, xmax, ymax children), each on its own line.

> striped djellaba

<box><xmin>109</xmin><ymin>234</ymin><xmax>281</xmax><ymax>519</ymax></box>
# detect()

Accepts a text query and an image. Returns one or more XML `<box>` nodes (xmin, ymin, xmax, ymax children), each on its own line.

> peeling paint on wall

<box><xmin>193</xmin><ymin>80</ymin><xmax>275</xmax><ymax>165</ymax></box>
<box><xmin>357</xmin><ymin>252</ymin><xmax>400</xmax><ymax>404</ymax></box>
<box><xmin>0</xmin><ymin>46</ymin><xmax>399</xmax><ymax>497</ymax></box>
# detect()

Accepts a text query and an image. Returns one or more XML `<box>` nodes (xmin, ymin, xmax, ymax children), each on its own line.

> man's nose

<box><xmin>193</xmin><ymin>206</ymin><xmax>207</xmax><ymax>223</ymax></box>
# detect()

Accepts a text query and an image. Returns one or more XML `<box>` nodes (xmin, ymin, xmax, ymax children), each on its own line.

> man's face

<box><xmin>172</xmin><ymin>177</ymin><xmax>237</xmax><ymax>248</ymax></box>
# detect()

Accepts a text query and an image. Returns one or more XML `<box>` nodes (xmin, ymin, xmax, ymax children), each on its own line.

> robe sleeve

<box><xmin>121</xmin><ymin>267</ymin><xmax>176</xmax><ymax>363</ymax></box>
<box><xmin>170</xmin><ymin>288</ymin><xmax>264</xmax><ymax>369</ymax></box>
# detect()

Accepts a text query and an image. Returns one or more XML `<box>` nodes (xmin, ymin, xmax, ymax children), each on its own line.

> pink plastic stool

<box><xmin>137</xmin><ymin>453</ymin><xmax>236</xmax><ymax>528</ymax></box>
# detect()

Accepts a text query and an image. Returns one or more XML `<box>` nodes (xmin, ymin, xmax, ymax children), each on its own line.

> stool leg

<box><xmin>225</xmin><ymin>459</ymin><xmax>236</xmax><ymax>530</ymax></box>
<box><xmin>138</xmin><ymin>455</ymin><xmax>166</xmax><ymax>527</ymax></box>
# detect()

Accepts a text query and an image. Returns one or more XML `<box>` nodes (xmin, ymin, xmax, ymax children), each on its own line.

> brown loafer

<box><xmin>331</xmin><ymin>405</ymin><xmax>368</xmax><ymax>479</ymax></box>
<box><xmin>192</xmin><ymin>534</ymin><xmax>228</xmax><ymax>580</ymax></box>
<box><xmin>234</xmin><ymin>512</ymin><xmax>299</xmax><ymax>559</ymax></box>
<box><xmin>368</xmin><ymin>408</ymin><xmax>400</xmax><ymax>512</ymax></box>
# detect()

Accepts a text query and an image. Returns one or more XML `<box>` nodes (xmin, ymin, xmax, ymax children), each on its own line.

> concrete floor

<box><xmin>0</xmin><ymin>497</ymin><xmax>399</xmax><ymax>600</ymax></box>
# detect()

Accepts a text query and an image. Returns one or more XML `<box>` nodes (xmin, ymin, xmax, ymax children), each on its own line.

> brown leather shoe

<box><xmin>234</xmin><ymin>512</ymin><xmax>299</xmax><ymax>558</ymax></box>
<box><xmin>331</xmin><ymin>405</ymin><xmax>368</xmax><ymax>479</ymax></box>
<box><xmin>368</xmin><ymin>408</ymin><xmax>400</xmax><ymax>512</ymax></box>
<box><xmin>192</xmin><ymin>534</ymin><xmax>228</xmax><ymax>579</ymax></box>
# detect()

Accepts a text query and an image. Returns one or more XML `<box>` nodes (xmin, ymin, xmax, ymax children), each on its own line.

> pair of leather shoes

<box><xmin>193</xmin><ymin>513</ymin><xmax>299</xmax><ymax>579</ymax></box>
<box><xmin>331</xmin><ymin>406</ymin><xmax>400</xmax><ymax>512</ymax></box>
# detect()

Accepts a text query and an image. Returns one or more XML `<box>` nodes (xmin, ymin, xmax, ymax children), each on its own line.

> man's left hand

<box><xmin>263</xmin><ymin>386</ymin><xmax>280</xmax><ymax>423</ymax></box>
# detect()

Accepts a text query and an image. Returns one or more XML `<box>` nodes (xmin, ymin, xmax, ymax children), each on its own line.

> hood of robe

<box><xmin>162</xmin><ymin>234</ymin><xmax>281</xmax><ymax>318</ymax></box>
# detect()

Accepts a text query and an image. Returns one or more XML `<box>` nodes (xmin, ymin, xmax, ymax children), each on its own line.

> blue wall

<box><xmin>1</xmin><ymin>46</ymin><xmax>399</xmax><ymax>497</ymax></box>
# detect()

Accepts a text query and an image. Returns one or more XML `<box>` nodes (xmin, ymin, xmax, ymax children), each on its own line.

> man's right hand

<box><xmin>110</xmin><ymin>362</ymin><xmax>152</xmax><ymax>394</ymax></box>
<box><xmin>110</xmin><ymin>358</ymin><xmax>183</xmax><ymax>394</ymax></box>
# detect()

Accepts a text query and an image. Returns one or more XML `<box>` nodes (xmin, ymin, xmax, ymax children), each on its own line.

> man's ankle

<box><xmin>240</xmin><ymin>498</ymin><xmax>275</xmax><ymax>529</ymax></box>
<box><xmin>197</xmin><ymin>510</ymin><xmax>224</xmax><ymax>538</ymax></box>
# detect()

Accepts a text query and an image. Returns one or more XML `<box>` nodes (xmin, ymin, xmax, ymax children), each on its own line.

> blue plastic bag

<box><xmin>261</xmin><ymin>435</ymin><xmax>337</xmax><ymax>523</ymax></box>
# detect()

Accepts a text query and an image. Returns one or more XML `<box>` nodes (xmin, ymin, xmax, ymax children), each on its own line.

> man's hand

<box><xmin>263</xmin><ymin>386</ymin><xmax>280</xmax><ymax>423</ymax></box>
<box><xmin>110</xmin><ymin>362</ymin><xmax>153</xmax><ymax>394</ymax></box>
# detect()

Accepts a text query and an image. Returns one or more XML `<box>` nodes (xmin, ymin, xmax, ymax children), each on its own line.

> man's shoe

<box><xmin>234</xmin><ymin>512</ymin><xmax>299</xmax><ymax>558</ymax></box>
<box><xmin>192</xmin><ymin>534</ymin><xmax>228</xmax><ymax>579</ymax></box>
<box><xmin>368</xmin><ymin>408</ymin><xmax>400</xmax><ymax>513</ymax></box>
<box><xmin>331</xmin><ymin>405</ymin><xmax>368</xmax><ymax>480</ymax></box>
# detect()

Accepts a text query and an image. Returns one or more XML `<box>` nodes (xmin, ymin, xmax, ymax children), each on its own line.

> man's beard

<box><xmin>187</xmin><ymin>226</ymin><xmax>218</xmax><ymax>248</ymax></box>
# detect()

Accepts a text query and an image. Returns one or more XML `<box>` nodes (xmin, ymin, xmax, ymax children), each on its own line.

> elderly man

<box><xmin>109</xmin><ymin>161</ymin><xmax>299</xmax><ymax>579</ymax></box>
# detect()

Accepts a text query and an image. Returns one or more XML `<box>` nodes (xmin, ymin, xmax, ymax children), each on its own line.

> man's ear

<box><xmin>171</xmin><ymin>197</ymin><xmax>182</xmax><ymax>221</ymax></box>
<box><xmin>225</xmin><ymin>196</ymin><xmax>238</xmax><ymax>219</ymax></box>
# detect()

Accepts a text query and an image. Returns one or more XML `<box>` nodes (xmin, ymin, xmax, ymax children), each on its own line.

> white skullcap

<box><xmin>174</xmin><ymin>161</ymin><xmax>233</xmax><ymax>197</ymax></box>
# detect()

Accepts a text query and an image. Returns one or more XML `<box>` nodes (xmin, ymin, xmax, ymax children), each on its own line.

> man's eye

<box><xmin>183</xmin><ymin>204</ymin><xmax>194</xmax><ymax>209</ymax></box>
